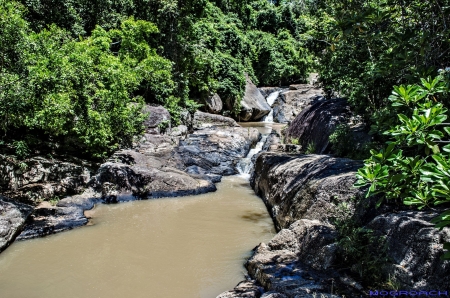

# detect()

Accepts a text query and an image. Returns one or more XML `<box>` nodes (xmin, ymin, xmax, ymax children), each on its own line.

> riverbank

<box><xmin>0</xmin><ymin>107</ymin><xmax>261</xmax><ymax>247</ymax></box>
<box><xmin>219</xmin><ymin>92</ymin><xmax>450</xmax><ymax>297</ymax></box>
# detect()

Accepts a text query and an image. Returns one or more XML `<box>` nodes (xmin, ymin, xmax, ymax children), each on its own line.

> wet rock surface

<box><xmin>0</xmin><ymin>198</ymin><xmax>33</xmax><ymax>252</ymax></box>
<box><xmin>272</xmin><ymin>85</ymin><xmax>324</xmax><ymax>124</ymax></box>
<box><xmin>258</xmin><ymin>87</ymin><xmax>284</xmax><ymax>99</ymax></box>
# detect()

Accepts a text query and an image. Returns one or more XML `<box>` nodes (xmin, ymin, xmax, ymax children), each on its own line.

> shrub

<box><xmin>355</xmin><ymin>73</ymin><xmax>450</xmax><ymax>259</ymax></box>
<box><xmin>0</xmin><ymin>7</ymin><xmax>174</xmax><ymax>159</ymax></box>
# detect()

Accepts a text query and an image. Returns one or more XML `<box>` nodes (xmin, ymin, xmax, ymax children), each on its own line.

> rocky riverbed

<box><xmin>0</xmin><ymin>107</ymin><xmax>260</xmax><ymax>245</ymax></box>
<box><xmin>1</xmin><ymin>81</ymin><xmax>449</xmax><ymax>298</ymax></box>
<box><xmin>219</xmin><ymin>90</ymin><xmax>450</xmax><ymax>297</ymax></box>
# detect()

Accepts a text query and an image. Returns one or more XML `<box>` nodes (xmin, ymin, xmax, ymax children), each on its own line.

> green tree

<box><xmin>0</xmin><ymin>4</ymin><xmax>175</xmax><ymax>158</ymax></box>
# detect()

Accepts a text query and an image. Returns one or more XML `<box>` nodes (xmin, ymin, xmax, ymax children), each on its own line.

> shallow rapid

<box><xmin>263</xmin><ymin>91</ymin><xmax>281</xmax><ymax>123</ymax></box>
<box><xmin>0</xmin><ymin>176</ymin><xmax>275</xmax><ymax>298</ymax></box>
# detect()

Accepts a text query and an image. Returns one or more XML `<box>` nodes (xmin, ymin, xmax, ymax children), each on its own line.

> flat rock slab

<box><xmin>0</xmin><ymin>198</ymin><xmax>33</xmax><ymax>251</ymax></box>
<box><xmin>17</xmin><ymin>191</ymin><xmax>101</xmax><ymax>240</ymax></box>
<box><xmin>193</xmin><ymin>111</ymin><xmax>239</xmax><ymax>129</ymax></box>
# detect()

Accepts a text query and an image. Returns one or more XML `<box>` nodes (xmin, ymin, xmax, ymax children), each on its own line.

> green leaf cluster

<box><xmin>0</xmin><ymin>1</ymin><xmax>174</xmax><ymax>158</ymax></box>
<box><xmin>355</xmin><ymin>73</ymin><xmax>450</xmax><ymax>259</ymax></box>
<box><xmin>16</xmin><ymin>0</ymin><xmax>315</xmax><ymax>116</ymax></box>
<box><xmin>313</xmin><ymin>0</ymin><xmax>450</xmax><ymax>119</ymax></box>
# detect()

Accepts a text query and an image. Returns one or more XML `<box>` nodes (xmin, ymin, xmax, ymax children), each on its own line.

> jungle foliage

<box><xmin>355</xmin><ymin>73</ymin><xmax>450</xmax><ymax>259</ymax></box>
<box><xmin>310</xmin><ymin>0</ymin><xmax>450</xmax><ymax>260</ymax></box>
<box><xmin>1</xmin><ymin>0</ymin><xmax>315</xmax><ymax>158</ymax></box>
<box><xmin>1</xmin><ymin>0</ymin><xmax>449</xmax><ymax>278</ymax></box>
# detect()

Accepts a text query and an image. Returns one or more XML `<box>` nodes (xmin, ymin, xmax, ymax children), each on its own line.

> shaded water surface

<box><xmin>0</xmin><ymin>176</ymin><xmax>275</xmax><ymax>298</ymax></box>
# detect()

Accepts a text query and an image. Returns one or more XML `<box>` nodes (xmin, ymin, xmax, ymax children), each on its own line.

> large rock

<box><xmin>0</xmin><ymin>155</ymin><xmax>94</xmax><ymax>205</ymax></box>
<box><xmin>242</xmin><ymin>152</ymin><xmax>450</xmax><ymax>295</ymax></box>
<box><xmin>0</xmin><ymin>198</ymin><xmax>33</xmax><ymax>251</ymax></box>
<box><xmin>244</xmin><ymin>220</ymin><xmax>347</xmax><ymax>298</ymax></box>
<box><xmin>142</xmin><ymin>105</ymin><xmax>171</xmax><ymax>134</ymax></box>
<box><xmin>367</xmin><ymin>211</ymin><xmax>450</xmax><ymax>289</ymax></box>
<box><xmin>173</xmin><ymin>126</ymin><xmax>260</xmax><ymax>176</ymax></box>
<box><xmin>239</xmin><ymin>75</ymin><xmax>271</xmax><ymax>121</ymax></box>
<box><xmin>193</xmin><ymin>111</ymin><xmax>239</xmax><ymax>129</ymax></box>
<box><xmin>204</xmin><ymin>93</ymin><xmax>223</xmax><ymax>114</ymax></box>
<box><xmin>284</xmin><ymin>98</ymin><xmax>352</xmax><ymax>153</ymax></box>
<box><xmin>17</xmin><ymin>192</ymin><xmax>101</xmax><ymax>240</ymax></box>
<box><xmin>95</xmin><ymin>150</ymin><xmax>216</xmax><ymax>199</ymax></box>
<box><xmin>251</xmin><ymin>153</ymin><xmax>364</xmax><ymax>230</ymax></box>
<box><xmin>272</xmin><ymin>85</ymin><xmax>324</xmax><ymax>123</ymax></box>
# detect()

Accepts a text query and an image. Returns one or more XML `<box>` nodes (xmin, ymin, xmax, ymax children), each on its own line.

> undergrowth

<box><xmin>332</xmin><ymin>201</ymin><xmax>389</xmax><ymax>287</ymax></box>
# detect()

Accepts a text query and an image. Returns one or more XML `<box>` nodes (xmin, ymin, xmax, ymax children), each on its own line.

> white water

<box><xmin>237</xmin><ymin>134</ymin><xmax>268</xmax><ymax>179</ymax></box>
<box><xmin>263</xmin><ymin>91</ymin><xmax>281</xmax><ymax>123</ymax></box>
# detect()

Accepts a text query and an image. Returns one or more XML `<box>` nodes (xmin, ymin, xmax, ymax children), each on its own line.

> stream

<box><xmin>0</xmin><ymin>95</ymin><xmax>283</xmax><ymax>298</ymax></box>
<box><xmin>0</xmin><ymin>176</ymin><xmax>275</xmax><ymax>298</ymax></box>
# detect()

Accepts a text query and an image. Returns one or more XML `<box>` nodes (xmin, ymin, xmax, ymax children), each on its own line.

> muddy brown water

<box><xmin>0</xmin><ymin>176</ymin><xmax>275</xmax><ymax>298</ymax></box>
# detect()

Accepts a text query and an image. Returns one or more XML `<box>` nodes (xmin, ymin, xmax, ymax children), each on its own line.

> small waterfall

<box><xmin>237</xmin><ymin>134</ymin><xmax>268</xmax><ymax>178</ymax></box>
<box><xmin>263</xmin><ymin>91</ymin><xmax>281</xmax><ymax>123</ymax></box>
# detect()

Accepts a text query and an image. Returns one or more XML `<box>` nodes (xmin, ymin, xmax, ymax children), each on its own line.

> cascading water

<box><xmin>263</xmin><ymin>91</ymin><xmax>281</xmax><ymax>123</ymax></box>
<box><xmin>237</xmin><ymin>91</ymin><xmax>280</xmax><ymax>178</ymax></box>
<box><xmin>237</xmin><ymin>134</ymin><xmax>268</xmax><ymax>178</ymax></box>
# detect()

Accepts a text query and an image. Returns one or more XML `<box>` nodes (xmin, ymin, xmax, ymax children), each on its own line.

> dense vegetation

<box><xmin>0</xmin><ymin>0</ymin><xmax>314</xmax><ymax>158</ymax></box>
<box><xmin>322</xmin><ymin>0</ymin><xmax>450</xmax><ymax>262</ymax></box>
<box><xmin>3</xmin><ymin>0</ymin><xmax>448</xmax><ymax>158</ymax></box>
<box><xmin>1</xmin><ymin>0</ymin><xmax>449</xmax><ymax>283</ymax></box>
